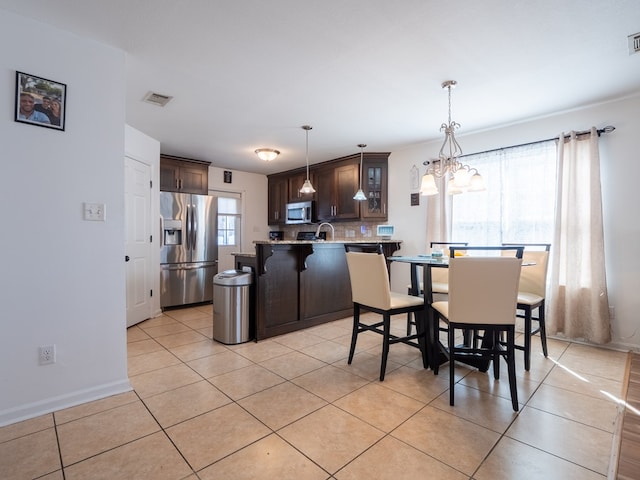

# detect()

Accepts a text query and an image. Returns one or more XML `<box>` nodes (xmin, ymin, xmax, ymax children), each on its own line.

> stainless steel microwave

<box><xmin>285</xmin><ymin>201</ymin><xmax>315</xmax><ymax>224</ymax></box>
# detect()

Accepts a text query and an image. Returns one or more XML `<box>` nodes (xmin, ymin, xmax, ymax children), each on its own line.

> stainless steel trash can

<box><xmin>213</xmin><ymin>270</ymin><xmax>253</xmax><ymax>344</ymax></box>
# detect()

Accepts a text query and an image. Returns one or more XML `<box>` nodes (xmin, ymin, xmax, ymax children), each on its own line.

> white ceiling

<box><xmin>2</xmin><ymin>0</ymin><xmax>639</xmax><ymax>174</ymax></box>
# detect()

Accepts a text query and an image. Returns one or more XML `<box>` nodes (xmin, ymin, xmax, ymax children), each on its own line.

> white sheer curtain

<box><xmin>449</xmin><ymin>141</ymin><xmax>556</xmax><ymax>246</ymax></box>
<box><xmin>425</xmin><ymin>175</ymin><xmax>451</xmax><ymax>249</ymax></box>
<box><xmin>547</xmin><ymin>128</ymin><xmax>611</xmax><ymax>343</ymax></box>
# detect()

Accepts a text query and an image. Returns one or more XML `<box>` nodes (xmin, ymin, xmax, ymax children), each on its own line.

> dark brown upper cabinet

<box><xmin>160</xmin><ymin>155</ymin><xmax>210</xmax><ymax>194</ymax></box>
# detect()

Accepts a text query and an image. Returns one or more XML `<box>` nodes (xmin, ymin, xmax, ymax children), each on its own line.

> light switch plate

<box><xmin>84</xmin><ymin>202</ymin><xmax>105</xmax><ymax>221</ymax></box>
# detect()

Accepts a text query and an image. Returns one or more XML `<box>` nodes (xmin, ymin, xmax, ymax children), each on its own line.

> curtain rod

<box><xmin>456</xmin><ymin>125</ymin><xmax>616</xmax><ymax>159</ymax></box>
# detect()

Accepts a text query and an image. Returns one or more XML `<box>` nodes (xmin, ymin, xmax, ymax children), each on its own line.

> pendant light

<box><xmin>353</xmin><ymin>143</ymin><xmax>367</xmax><ymax>201</ymax></box>
<box><xmin>299</xmin><ymin>125</ymin><xmax>316</xmax><ymax>194</ymax></box>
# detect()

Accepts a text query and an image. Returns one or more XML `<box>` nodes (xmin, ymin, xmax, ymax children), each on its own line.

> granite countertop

<box><xmin>231</xmin><ymin>252</ymin><xmax>257</xmax><ymax>257</ymax></box>
<box><xmin>253</xmin><ymin>239</ymin><xmax>401</xmax><ymax>245</ymax></box>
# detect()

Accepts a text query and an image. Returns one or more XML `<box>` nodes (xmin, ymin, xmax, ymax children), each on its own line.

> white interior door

<box><xmin>125</xmin><ymin>156</ymin><xmax>152</xmax><ymax>327</ymax></box>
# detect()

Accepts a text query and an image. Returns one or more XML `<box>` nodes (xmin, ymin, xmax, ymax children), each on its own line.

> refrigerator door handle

<box><xmin>162</xmin><ymin>264</ymin><xmax>205</xmax><ymax>271</ymax></box>
<box><xmin>186</xmin><ymin>203</ymin><xmax>192</xmax><ymax>251</ymax></box>
<box><xmin>191</xmin><ymin>202</ymin><xmax>197</xmax><ymax>250</ymax></box>
<box><xmin>159</xmin><ymin>215</ymin><xmax>164</xmax><ymax>247</ymax></box>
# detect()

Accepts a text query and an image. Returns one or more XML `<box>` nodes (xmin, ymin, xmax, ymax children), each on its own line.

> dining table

<box><xmin>388</xmin><ymin>254</ymin><xmax>454</xmax><ymax>370</ymax></box>
<box><xmin>389</xmin><ymin>253</ymin><xmax>530</xmax><ymax>372</ymax></box>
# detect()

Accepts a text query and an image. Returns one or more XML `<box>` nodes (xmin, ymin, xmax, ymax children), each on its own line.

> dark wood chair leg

<box><xmin>524</xmin><ymin>307</ymin><xmax>532</xmax><ymax>371</ymax></box>
<box><xmin>506</xmin><ymin>327</ymin><xmax>519</xmax><ymax>411</ymax></box>
<box><xmin>449</xmin><ymin>325</ymin><xmax>456</xmax><ymax>406</ymax></box>
<box><xmin>348</xmin><ymin>304</ymin><xmax>360</xmax><ymax>364</ymax></box>
<box><xmin>538</xmin><ymin>301</ymin><xmax>548</xmax><ymax>357</ymax></box>
<box><xmin>492</xmin><ymin>329</ymin><xmax>501</xmax><ymax>379</ymax></box>
<box><xmin>462</xmin><ymin>329</ymin><xmax>472</xmax><ymax>346</ymax></box>
<box><xmin>380</xmin><ymin>313</ymin><xmax>391</xmax><ymax>381</ymax></box>
<box><xmin>413</xmin><ymin>311</ymin><xmax>429</xmax><ymax>369</ymax></box>
<box><xmin>432</xmin><ymin>313</ymin><xmax>441</xmax><ymax>374</ymax></box>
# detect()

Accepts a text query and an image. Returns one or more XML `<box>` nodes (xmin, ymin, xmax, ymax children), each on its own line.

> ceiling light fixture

<box><xmin>420</xmin><ymin>80</ymin><xmax>485</xmax><ymax>196</ymax></box>
<box><xmin>299</xmin><ymin>125</ymin><xmax>316</xmax><ymax>194</ymax></box>
<box><xmin>353</xmin><ymin>143</ymin><xmax>367</xmax><ymax>201</ymax></box>
<box><xmin>255</xmin><ymin>148</ymin><xmax>280</xmax><ymax>161</ymax></box>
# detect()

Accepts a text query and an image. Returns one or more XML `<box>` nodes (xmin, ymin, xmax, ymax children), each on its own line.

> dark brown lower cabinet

<box><xmin>254</xmin><ymin>242</ymin><xmax>401</xmax><ymax>340</ymax></box>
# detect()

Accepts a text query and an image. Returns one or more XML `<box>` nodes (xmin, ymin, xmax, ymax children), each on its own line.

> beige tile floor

<box><xmin>0</xmin><ymin>305</ymin><xmax>629</xmax><ymax>479</ymax></box>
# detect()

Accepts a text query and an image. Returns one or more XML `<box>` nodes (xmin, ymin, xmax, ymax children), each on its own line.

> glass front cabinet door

<box><xmin>361</xmin><ymin>156</ymin><xmax>388</xmax><ymax>220</ymax></box>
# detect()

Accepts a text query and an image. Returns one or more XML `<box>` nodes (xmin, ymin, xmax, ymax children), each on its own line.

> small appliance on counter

<box><xmin>296</xmin><ymin>231</ymin><xmax>326</xmax><ymax>241</ymax></box>
<box><xmin>269</xmin><ymin>231</ymin><xmax>284</xmax><ymax>241</ymax></box>
<box><xmin>376</xmin><ymin>225</ymin><xmax>395</xmax><ymax>237</ymax></box>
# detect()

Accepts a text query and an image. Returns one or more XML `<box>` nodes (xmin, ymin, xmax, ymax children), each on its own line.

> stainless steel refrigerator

<box><xmin>160</xmin><ymin>192</ymin><xmax>218</xmax><ymax>308</ymax></box>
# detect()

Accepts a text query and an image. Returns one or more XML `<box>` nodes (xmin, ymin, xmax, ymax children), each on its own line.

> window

<box><xmin>217</xmin><ymin>196</ymin><xmax>240</xmax><ymax>246</ymax></box>
<box><xmin>451</xmin><ymin>140</ymin><xmax>557</xmax><ymax>245</ymax></box>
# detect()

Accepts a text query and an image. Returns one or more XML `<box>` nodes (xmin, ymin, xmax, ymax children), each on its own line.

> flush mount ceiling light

<box><xmin>299</xmin><ymin>125</ymin><xmax>316</xmax><ymax>194</ymax></box>
<box><xmin>353</xmin><ymin>143</ymin><xmax>367</xmax><ymax>201</ymax></box>
<box><xmin>420</xmin><ymin>80</ymin><xmax>485</xmax><ymax>196</ymax></box>
<box><xmin>255</xmin><ymin>148</ymin><xmax>280</xmax><ymax>161</ymax></box>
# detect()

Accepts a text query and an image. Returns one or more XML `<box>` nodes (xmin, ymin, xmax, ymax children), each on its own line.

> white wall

<box><xmin>388</xmin><ymin>93</ymin><xmax>640</xmax><ymax>351</ymax></box>
<box><xmin>0</xmin><ymin>11</ymin><xmax>131</xmax><ymax>426</ymax></box>
<box><xmin>125</xmin><ymin>125</ymin><xmax>161</xmax><ymax>317</ymax></box>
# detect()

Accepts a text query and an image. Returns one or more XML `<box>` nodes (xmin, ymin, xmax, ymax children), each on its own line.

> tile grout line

<box><xmin>51</xmin><ymin>414</ymin><xmax>67</xmax><ymax>480</ymax></box>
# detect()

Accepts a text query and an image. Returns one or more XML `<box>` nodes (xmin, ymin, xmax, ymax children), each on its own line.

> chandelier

<box><xmin>420</xmin><ymin>80</ymin><xmax>485</xmax><ymax>196</ymax></box>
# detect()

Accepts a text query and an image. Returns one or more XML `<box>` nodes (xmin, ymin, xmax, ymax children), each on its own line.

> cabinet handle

<box><xmin>175</xmin><ymin>179</ymin><xmax>179</xmax><ymax>189</ymax></box>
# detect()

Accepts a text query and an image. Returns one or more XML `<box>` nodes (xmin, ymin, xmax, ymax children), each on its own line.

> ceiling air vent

<box><xmin>628</xmin><ymin>32</ymin><xmax>640</xmax><ymax>55</ymax></box>
<box><xmin>142</xmin><ymin>91</ymin><xmax>173</xmax><ymax>107</ymax></box>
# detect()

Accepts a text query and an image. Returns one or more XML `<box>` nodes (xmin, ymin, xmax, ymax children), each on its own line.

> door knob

<box><xmin>125</xmin><ymin>255</ymin><xmax>130</xmax><ymax>262</ymax></box>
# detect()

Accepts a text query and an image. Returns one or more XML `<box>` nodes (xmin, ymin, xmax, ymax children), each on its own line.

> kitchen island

<box><xmin>237</xmin><ymin>240</ymin><xmax>401</xmax><ymax>340</ymax></box>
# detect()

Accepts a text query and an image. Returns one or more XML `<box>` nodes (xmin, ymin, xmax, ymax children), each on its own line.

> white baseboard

<box><xmin>0</xmin><ymin>379</ymin><xmax>132</xmax><ymax>427</ymax></box>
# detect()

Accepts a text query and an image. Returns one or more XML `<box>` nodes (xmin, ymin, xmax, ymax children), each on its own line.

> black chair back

<box><xmin>344</xmin><ymin>243</ymin><xmax>384</xmax><ymax>254</ymax></box>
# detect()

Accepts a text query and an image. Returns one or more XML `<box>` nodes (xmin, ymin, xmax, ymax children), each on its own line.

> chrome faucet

<box><xmin>315</xmin><ymin>222</ymin><xmax>335</xmax><ymax>241</ymax></box>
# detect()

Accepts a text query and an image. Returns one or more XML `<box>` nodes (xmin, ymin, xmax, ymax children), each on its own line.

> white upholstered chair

<box><xmin>406</xmin><ymin>241</ymin><xmax>468</xmax><ymax>335</ymax></box>
<box><xmin>345</xmin><ymin>251</ymin><xmax>428</xmax><ymax>381</ymax></box>
<box><xmin>429</xmin><ymin>241</ymin><xmax>468</xmax><ymax>295</ymax></box>
<box><xmin>430</xmin><ymin>256</ymin><xmax>522</xmax><ymax>411</ymax></box>
<box><xmin>503</xmin><ymin>243</ymin><xmax>551</xmax><ymax>371</ymax></box>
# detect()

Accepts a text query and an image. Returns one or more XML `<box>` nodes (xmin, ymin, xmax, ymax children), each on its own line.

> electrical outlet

<box><xmin>39</xmin><ymin>345</ymin><xmax>56</xmax><ymax>365</ymax></box>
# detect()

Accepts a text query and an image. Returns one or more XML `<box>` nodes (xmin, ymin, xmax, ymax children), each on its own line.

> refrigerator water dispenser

<box><xmin>163</xmin><ymin>220</ymin><xmax>183</xmax><ymax>245</ymax></box>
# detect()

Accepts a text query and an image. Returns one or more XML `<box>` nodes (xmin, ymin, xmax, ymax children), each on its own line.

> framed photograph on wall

<box><xmin>15</xmin><ymin>71</ymin><xmax>66</xmax><ymax>131</ymax></box>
